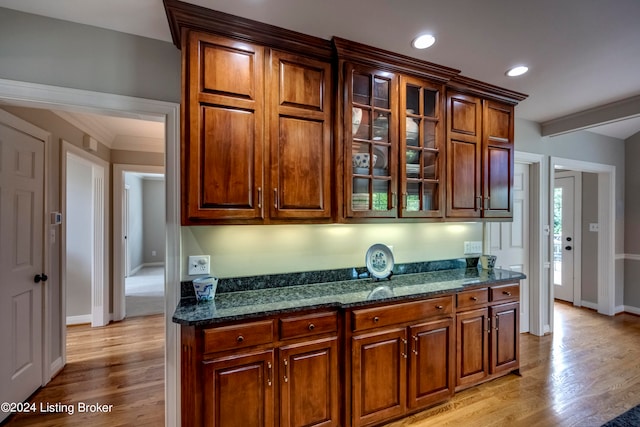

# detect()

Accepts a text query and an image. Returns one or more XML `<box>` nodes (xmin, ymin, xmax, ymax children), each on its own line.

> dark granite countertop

<box><xmin>173</xmin><ymin>267</ymin><xmax>525</xmax><ymax>327</ymax></box>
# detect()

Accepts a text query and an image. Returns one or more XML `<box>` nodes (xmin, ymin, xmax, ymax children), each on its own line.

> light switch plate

<box><xmin>188</xmin><ymin>255</ymin><xmax>210</xmax><ymax>275</ymax></box>
<box><xmin>464</xmin><ymin>241</ymin><xmax>483</xmax><ymax>255</ymax></box>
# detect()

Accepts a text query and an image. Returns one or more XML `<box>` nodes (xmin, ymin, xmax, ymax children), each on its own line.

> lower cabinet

<box><xmin>203</xmin><ymin>350</ymin><xmax>276</xmax><ymax>427</ymax></box>
<box><xmin>182</xmin><ymin>283</ymin><xmax>520</xmax><ymax>427</ymax></box>
<box><xmin>279</xmin><ymin>337</ymin><xmax>339</xmax><ymax>427</ymax></box>
<box><xmin>456</xmin><ymin>283</ymin><xmax>520</xmax><ymax>389</ymax></box>
<box><xmin>350</xmin><ymin>297</ymin><xmax>455</xmax><ymax>427</ymax></box>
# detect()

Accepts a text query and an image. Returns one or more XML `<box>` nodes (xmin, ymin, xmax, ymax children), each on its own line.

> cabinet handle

<box><xmin>283</xmin><ymin>359</ymin><xmax>289</xmax><ymax>383</ymax></box>
<box><xmin>274</xmin><ymin>188</ymin><xmax>278</xmax><ymax>209</ymax></box>
<box><xmin>503</xmin><ymin>291</ymin><xmax>512</xmax><ymax>296</ymax></box>
<box><xmin>487</xmin><ymin>317</ymin><xmax>491</xmax><ymax>334</ymax></box>
<box><xmin>435</xmin><ymin>305</ymin><xmax>444</xmax><ymax>310</ymax></box>
<box><xmin>392</xmin><ymin>192</ymin><xmax>397</xmax><ymax>209</ymax></box>
<box><xmin>308</xmin><ymin>323</ymin><xmax>315</xmax><ymax>331</ymax></box>
<box><xmin>401</xmin><ymin>338</ymin><xmax>408</xmax><ymax>359</ymax></box>
<box><xmin>373</xmin><ymin>316</ymin><xmax>380</xmax><ymax>323</ymax></box>
<box><xmin>257</xmin><ymin>187</ymin><xmax>262</xmax><ymax>209</ymax></box>
<box><xmin>402</xmin><ymin>193</ymin><xmax>407</xmax><ymax>209</ymax></box>
<box><xmin>412</xmin><ymin>335</ymin><xmax>419</xmax><ymax>356</ymax></box>
<box><xmin>236</xmin><ymin>335</ymin><xmax>244</xmax><ymax>343</ymax></box>
<box><xmin>267</xmin><ymin>362</ymin><xmax>273</xmax><ymax>387</ymax></box>
<box><xmin>484</xmin><ymin>196</ymin><xmax>490</xmax><ymax>210</ymax></box>
<box><xmin>495</xmin><ymin>315</ymin><xmax>499</xmax><ymax>331</ymax></box>
<box><xmin>470</xmin><ymin>296</ymin><xmax>478</xmax><ymax>301</ymax></box>
<box><xmin>475</xmin><ymin>196</ymin><xmax>482</xmax><ymax>211</ymax></box>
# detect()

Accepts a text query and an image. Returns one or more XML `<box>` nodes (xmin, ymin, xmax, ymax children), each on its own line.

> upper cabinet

<box><xmin>334</xmin><ymin>38</ymin><xmax>456</xmax><ymax>221</ymax></box>
<box><xmin>446</xmin><ymin>85</ymin><xmax>519</xmax><ymax>219</ymax></box>
<box><xmin>164</xmin><ymin>0</ymin><xmax>527</xmax><ymax>225</ymax></box>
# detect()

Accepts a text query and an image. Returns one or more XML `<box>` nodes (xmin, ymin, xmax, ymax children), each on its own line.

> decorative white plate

<box><xmin>365</xmin><ymin>243</ymin><xmax>394</xmax><ymax>280</ymax></box>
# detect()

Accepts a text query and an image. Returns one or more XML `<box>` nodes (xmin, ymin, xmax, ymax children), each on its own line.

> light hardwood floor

<box><xmin>4</xmin><ymin>314</ymin><xmax>164</xmax><ymax>427</ymax></box>
<box><xmin>3</xmin><ymin>304</ymin><xmax>640</xmax><ymax>427</ymax></box>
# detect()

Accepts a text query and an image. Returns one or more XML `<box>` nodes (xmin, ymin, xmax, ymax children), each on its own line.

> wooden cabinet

<box><xmin>399</xmin><ymin>76</ymin><xmax>445</xmax><ymax>218</ymax></box>
<box><xmin>446</xmin><ymin>91</ymin><xmax>515</xmax><ymax>219</ymax></box>
<box><xmin>203</xmin><ymin>350</ymin><xmax>275</xmax><ymax>427</ymax></box>
<box><xmin>455</xmin><ymin>284</ymin><xmax>520</xmax><ymax>390</ymax></box>
<box><xmin>349</xmin><ymin>297</ymin><xmax>454</xmax><ymax>427</ymax></box>
<box><xmin>181</xmin><ymin>31</ymin><xmax>332</xmax><ymax>224</ymax></box>
<box><xmin>183</xmin><ymin>311</ymin><xmax>339</xmax><ymax>427</ymax></box>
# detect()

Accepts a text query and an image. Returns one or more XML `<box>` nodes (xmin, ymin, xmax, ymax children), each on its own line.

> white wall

<box><xmin>125</xmin><ymin>174</ymin><xmax>144</xmax><ymax>273</ymax></box>
<box><xmin>65</xmin><ymin>155</ymin><xmax>92</xmax><ymax>318</ymax></box>
<box><xmin>143</xmin><ymin>178</ymin><xmax>165</xmax><ymax>264</ymax></box>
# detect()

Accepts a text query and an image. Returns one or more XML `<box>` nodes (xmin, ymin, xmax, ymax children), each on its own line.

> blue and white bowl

<box><xmin>192</xmin><ymin>276</ymin><xmax>218</xmax><ymax>301</ymax></box>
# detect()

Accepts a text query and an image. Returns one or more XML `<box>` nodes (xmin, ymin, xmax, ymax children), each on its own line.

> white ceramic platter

<box><xmin>365</xmin><ymin>243</ymin><xmax>394</xmax><ymax>279</ymax></box>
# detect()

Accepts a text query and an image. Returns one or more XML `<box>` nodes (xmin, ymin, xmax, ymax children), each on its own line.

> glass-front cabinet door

<box><xmin>399</xmin><ymin>76</ymin><xmax>444</xmax><ymax>218</ymax></box>
<box><xmin>345</xmin><ymin>64</ymin><xmax>398</xmax><ymax>218</ymax></box>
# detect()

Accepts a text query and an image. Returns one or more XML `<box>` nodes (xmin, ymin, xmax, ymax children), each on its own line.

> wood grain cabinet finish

<box><xmin>349</xmin><ymin>296</ymin><xmax>455</xmax><ymax>427</ymax></box>
<box><xmin>446</xmin><ymin>91</ymin><xmax>515</xmax><ymax>219</ymax></box>
<box><xmin>203</xmin><ymin>350</ymin><xmax>275</xmax><ymax>427</ymax></box>
<box><xmin>182</xmin><ymin>31</ymin><xmax>332</xmax><ymax>224</ymax></box>
<box><xmin>455</xmin><ymin>283</ymin><xmax>520</xmax><ymax>389</ymax></box>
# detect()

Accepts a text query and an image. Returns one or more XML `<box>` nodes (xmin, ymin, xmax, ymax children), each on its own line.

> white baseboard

<box><xmin>129</xmin><ymin>262</ymin><xmax>165</xmax><ymax>276</ymax></box>
<box><xmin>50</xmin><ymin>356</ymin><xmax>64</xmax><ymax>377</ymax></box>
<box><xmin>623</xmin><ymin>305</ymin><xmax>640</xmax><ymax>315</ymax></box>
<box><xmin>581</xmin><ymin>300</ymin><xmax>598</xmax><ymax>311</ymax></box>
<box><xmin>66</xmin><ymin>314</ymin><xmax>92</xmax><ymax>325</ymax></box>
<box><xmin>66</xmin><ymin>313</ymin><xmax>115</xmax><ymax>326</ymax></box>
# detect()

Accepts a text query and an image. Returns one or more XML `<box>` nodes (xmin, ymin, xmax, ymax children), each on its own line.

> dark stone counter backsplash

<box><xmin>180</xmin><ymin>257</ymin><xmax>479</xmax><ymax>298</ymax></box>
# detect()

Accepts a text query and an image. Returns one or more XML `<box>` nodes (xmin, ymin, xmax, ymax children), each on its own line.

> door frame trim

<box><xmin>113</xmin><ymin>164</ymin><xmax>166</xmax><ymax>321</ymax></box>
<box><xmin>550</xmin><ymin>157</ymin><xmax>616</xmax><ymax>319</ymax></box>
<box><xmin>62</xmin><ymin>144</ymin><xmax>110</xmax><ymax>328</ymax></box>
<box><xmin>0</xmin><ymin>78</ymin><xmax>181</xmax><ymax>426</ymax></box>
<box><xmin>514</xmin><ymin>151</ymin><xmax>546</xmax><ymax>336</ymax></box>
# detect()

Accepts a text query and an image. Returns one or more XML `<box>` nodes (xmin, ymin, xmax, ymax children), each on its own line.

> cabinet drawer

<box><xmin>456</xmin><ymin>288</ymin><xmax>489</xmax><ymax>309</ymax></box>
<box><xmin>203</xmin><ymin>320</ymin><xmax>274</xmax><ymax>354</ymax></box>
<box><xmin>352</xmin><ymin>296</ymin><xmax>453</xmax><ymax>332</ymax></box>
<box><xmin>279</xmin><ymin>311</ymin><xmax>338</xmax><ymax>340</ymax></box>
<box><xmin>490</xmin><ymin>283</ymin><xmax>520</xmax><ymax>303</ymax></box>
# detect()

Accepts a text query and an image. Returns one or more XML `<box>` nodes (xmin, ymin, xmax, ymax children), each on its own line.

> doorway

<box><xmin>553</xmin><ymin>171</ymin><xmax>582</xmax><ymax>304</ymax></box>
<box><xmin>550</xmin><ymin>157</ymin><xmax>616</xmax><ymax>322</ymax></box>
<box><xmin>113</xmin><ymin>165</ymin><xmax>166</xmax><ymax>321</ymax></box>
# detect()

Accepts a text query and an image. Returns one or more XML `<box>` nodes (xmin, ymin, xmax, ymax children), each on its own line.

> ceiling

<box><xmin>1</xmin><ymin>0</ymin><xmax>639</xmax><ymax>144</ymax></box>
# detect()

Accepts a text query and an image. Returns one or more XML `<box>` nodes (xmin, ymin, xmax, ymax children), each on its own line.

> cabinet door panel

<box><xmin>203</xmin><ymin>350</ymin><xmax>274</xmax><ymax>427</ymax></box>
<box><xmin>201</xmin><ymin>41</ymin><xmax>258</xmax><ymax>100</ymax></box>
<box><xmin>491</xmin><ymin>302</ymin><xmax>519</xmax><ymax>374</ymax></box>
<box><xmin>483</xmin><ymin>100</ymin><xmax>514</xmax><ymax>218</ymax></box>
<box><xmin>449</xmin><ymin>96</ymin><xmax>480</xmax><ymax>136</ymax></box>
<box><xmin>352</xmin><ymin>328</ymin><xmax>406</xmax><ymax>426</ymax></box>
<box><xmin>456</xmin><ymin>308</ymin><xmax>489</xmax><ymax>386</ymax></box>
<box><xmin>409</xmin><ymin>318</ymin><xmax>454</xmax><ymax>409</ymax></box>
<box><xmin>280</xmin><ymin>338</ymin><xmax>338</xmax><ymax>427</ymax></box>
<box><xmin>447</xmin><ymin>138</ymin><xmax>481</xmax><ymax>217</ymax></box>
<box><xmin>270</xmin><ymin>51</ymin><xmax>331</xmax><ymax>220</ymax></box>
<box><xmin>199</xmin><ymin>106</ymin><xmax>259</xmax><ymax>210</ymax></box>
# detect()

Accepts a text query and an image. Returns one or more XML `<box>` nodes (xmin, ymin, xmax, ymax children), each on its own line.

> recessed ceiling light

<box><xmin>412</xmin><ymin>34</ymin><xmax>436</xmax><ymax>49</ymax></box>
<box><xmin>506</xmin><ymin>66</ymin><xmax>529</xmax><ymax>77</ymax></box>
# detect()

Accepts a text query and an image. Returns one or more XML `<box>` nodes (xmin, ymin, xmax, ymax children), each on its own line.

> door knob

<box><xmin>34</xmin><ymin>273</ymin><xmax>48</xmax><ymax>283</ymax></box>
<box><xmin>565</xmin><ymin>246</ymin><xmax>572</xmax><ymax>251</ymax></box>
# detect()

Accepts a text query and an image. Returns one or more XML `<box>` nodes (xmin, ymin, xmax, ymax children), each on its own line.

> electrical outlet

<box><xmin>188</xmin><ymin>255</ymin><xmax>210</xmax><ymax>275</ymax></box>
<box><xmin>464</xmin><ymin>241</ymin><xmax>483</xmax><ymax>255</ymax></box>
<box><xmin>589</xmin><ymin>223</ymin><xmax>599</xmax><ymax>232</ymax></box>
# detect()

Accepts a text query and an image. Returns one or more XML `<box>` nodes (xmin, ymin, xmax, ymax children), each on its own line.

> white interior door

<box><xmin>0</xmin><ymin>119</ymin><xmax>44</xmax><ymax>422</ymax></box>
<box><xmin>554</xmin><ymin>172</ymin><xmax>577</xmax><ymax>303</ymax></box>
<box><xmin>488</xmin><ymin>162</ymin><xmax>530</xmax><ymax>332</ymax></box>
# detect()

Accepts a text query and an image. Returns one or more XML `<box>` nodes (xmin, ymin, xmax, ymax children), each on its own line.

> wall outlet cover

<box><xmin>188</xmin><ymin>255</ymin><xmax>211</xmax><ymax>275</ymax></box>
<box><xmin>463</xmin><ymin>241</ymin><xmax>483</xmax><ymax>255</ymax></box>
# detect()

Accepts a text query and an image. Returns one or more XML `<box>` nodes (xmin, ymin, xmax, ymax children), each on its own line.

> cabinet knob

<box><xmin>502</xmin><ymin>291</ymin><xmax>512</xmax><ymax>296</ymax></box>
<box><xmin>435</xmin><ymin>305</ymin><xmax>444</xmax><ymax>310</ymax></box>
<box><xmin>236</xmin><ymin>335</ymin><xmax>244</xmax><ymax>343</ymax></box>
<box><xmin>308</xmin><ymin>323</ymin><xmax>315</xmax><ymax>331</ymax></box>
<box><xmin>470</xmin><ymin>296</ymin><xmax>478</xmax><ymax>301</ymax></box>
<box><xmin>373</xmin><ymin>316</ymin><xmax>380</xmax><ymax>323</ymax></box>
